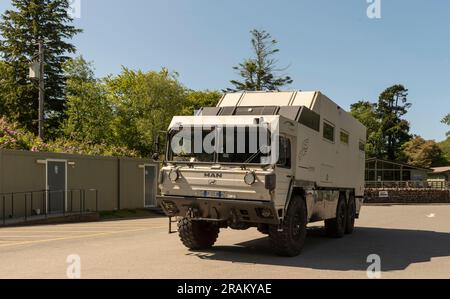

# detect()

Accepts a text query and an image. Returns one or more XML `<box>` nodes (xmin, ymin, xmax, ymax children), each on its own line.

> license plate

<box><xmin>202</xmin><ymin>191</ymin><xmax>225</xmax><ymax>198</ymax></box>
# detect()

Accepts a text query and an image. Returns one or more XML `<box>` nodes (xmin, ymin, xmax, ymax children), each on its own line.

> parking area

<box><xmin>1</xmin><ymin>205</ymin><xmax>450</xmax><ymax>279</ymax></box>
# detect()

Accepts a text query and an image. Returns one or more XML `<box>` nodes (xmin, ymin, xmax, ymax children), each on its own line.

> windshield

<box><xmin>167</xmin><ymin>125</ymin><xmax>272</xmax><ymax>164</ymax></box>
<box><xmin>168</xmin><ymin>127</ymin><xmax>215</xmax><ymax>163</ymax></box>
<box><xmin>218</xmin><ymin>126</ymin><xmax>271</xmax><ymax>164</ymax></box>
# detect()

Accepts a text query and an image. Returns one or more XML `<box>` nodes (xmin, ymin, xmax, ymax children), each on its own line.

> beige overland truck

<box><xmin>157</xmin><ymin>91</ymin><xmax>367</xmax><ymax>257</ymax></box>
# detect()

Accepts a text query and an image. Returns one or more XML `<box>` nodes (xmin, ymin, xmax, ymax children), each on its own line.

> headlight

<box><xmin>169</xmin><ymin>169</ymin><xmax>180</xmax><ymax>182</ymax></box>
<box><xmin>244</xmin><ymin>172</ymin><xmax>256</xmax><ymax>185</ymax></box>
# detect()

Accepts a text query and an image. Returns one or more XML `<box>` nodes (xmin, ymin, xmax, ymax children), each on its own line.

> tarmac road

<box><xmin>0</xmin><ymin>205</ymin><xmax>450</xmax><ymax>279</ymax></box>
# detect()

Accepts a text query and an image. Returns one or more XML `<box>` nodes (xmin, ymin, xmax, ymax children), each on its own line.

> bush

<box><xmin>0</xmin><ymin>117</ymin><xmax>36</xmax><ymax>150</ymax></box>
<box><xmin>1</xmin><ymin>117</ymin><xmax>139</xmax><ymax>157</ymax></box>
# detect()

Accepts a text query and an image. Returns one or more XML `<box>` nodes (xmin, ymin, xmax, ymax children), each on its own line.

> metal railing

<box><xmin>427</xmin><ymin>180</ymin><xmax>450</xmax><ymax>190</ymax></box>
<box><xmin>365</xmin><ymin>181</ymin><xmax>448</xmax><ymax>190</ymax></box>
<box><xmin>0</xmin><ymin>189</ymin><xmax>98</xmax><ymax>226</ymax></box>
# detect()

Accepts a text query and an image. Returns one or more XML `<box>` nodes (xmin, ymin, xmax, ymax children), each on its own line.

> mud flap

<box><xmin>169</xmin><ymin>217</ymin><xmax>178</xmax><ymax>234</ymax></box>
<box><xmin>279</xmin><ymin>179</ymin><xmax>294</xmax><ymax>231</ymax></box>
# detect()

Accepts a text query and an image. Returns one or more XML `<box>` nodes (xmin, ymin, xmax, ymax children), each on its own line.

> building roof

<box><xmin>432</xmin><ymin>166</ymin><xmax>450</xmax><ymax>174</ymax></box>
<box><xmin>366</xmin><ymin>158</ymin><xmax>432</xmax><ymax>172</ymax></box>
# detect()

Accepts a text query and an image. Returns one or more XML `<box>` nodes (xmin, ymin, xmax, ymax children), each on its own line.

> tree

<box><xmin>0</xmin><ymin>0</ymin><xmax>82</xmax><ymax>136</ymax></box>
<box><xmin>401</xmin><ymin>136</ymin><xmax>445</xmax><ymax>168</ymax></box>
<box><xmin>438</xmin><ymin>138</ymin><xmax>450</xmax><ymax>165</ymax></box>
<box><xmin>351</xmin><ymin>101</ymin><xmax>383</xmax><ymax>158</ymax></box>
<box><xmin>107</xmin><ymin>68</ymin><xmax>186</xmax><ymax>156</ymax></box>
<box><xmin>0</xmin><ymin>59</ymin><xmax>37</xmax><ymax>127</ymax></box>
<box><xmin>62</xmin><ymin>56</ymin><xmax>114</xmax><ymax>144</ymax></box>
<box><xmin>443</xmin><ymin>114</ymin><xmax>450</xmax><ymax>125</ymax></box>
<box><xmin>228</xmin><ymin>29</ymin><xmax>293</xmax><ymax>91</ymax></box>
<box><xmin>442</xmin><ymin>114</ymin><xmax>450</xmax><ymax>137</ymax></box>
<box><xmin>181</xmin><ymin>90</ymin><xmax>222</xmax><ymax>116</ymax></box>
<box><xmin>350</xmin><ymin>85</ymin><xmax>413</xmax><ymax>161</ymax></box>
<box><xmin>377</xmin><ymin>85</ymin><xmax>412</xmax><ymax>161</ymax></box>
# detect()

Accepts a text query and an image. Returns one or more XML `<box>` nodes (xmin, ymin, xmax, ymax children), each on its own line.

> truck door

<box><xmin>274</xmin><ymin>136</ymin><xmax>294</xmax><ymax>208</ymax></box>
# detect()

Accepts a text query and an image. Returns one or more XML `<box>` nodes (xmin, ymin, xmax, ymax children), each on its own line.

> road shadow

<box><xmin>188</xmin><ymin>227</ymin><xmax>450</xmax><ymax>272</ymax></box>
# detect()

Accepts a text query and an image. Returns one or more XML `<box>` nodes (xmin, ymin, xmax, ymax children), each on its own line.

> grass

<box><xmin>99</xmin><ymin>209</ymin><xmax>161</xmax><ymax>220</ymax></box>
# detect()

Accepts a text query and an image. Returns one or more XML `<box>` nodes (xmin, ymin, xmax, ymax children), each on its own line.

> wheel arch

<box><xmin>284</xmin><ymin>187</ymin><xmax>311</xmax><ymax>221</ymax></box>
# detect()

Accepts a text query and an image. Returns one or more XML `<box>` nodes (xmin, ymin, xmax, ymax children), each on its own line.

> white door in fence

<box><xmin>47</xmin><ymin>160</ymin><xmax>67</xmax><ymax>213</ymax></box>
<box><xmin>144</xmin><ymin>165</ymin><xmax>157</xmax><ymax>208</ymax></box>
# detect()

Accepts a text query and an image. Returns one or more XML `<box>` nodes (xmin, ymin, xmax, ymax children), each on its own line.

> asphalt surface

<box><xmin>1</xmin><ymin>205</ymin><xmax>450</xmax><ymax>279</ymax></box>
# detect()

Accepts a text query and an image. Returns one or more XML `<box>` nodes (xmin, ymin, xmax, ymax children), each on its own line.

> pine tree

<box><xmin>0</xmin><ymin>0</ymin><xmax>82</xmax><ymax>136</ymax></box>
<box><xmin>377</xmin><ymin>85</ymin><xmax>412</xmax><ymax>161</ymax></box>
<box><xmin>228</xmin><ymin>29</ymin><xmax>293</xmax><ymax>91</ymax></box>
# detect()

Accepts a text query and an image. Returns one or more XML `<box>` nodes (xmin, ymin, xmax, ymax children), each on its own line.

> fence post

<box><xmin>31</xmin><ymin>192</ymin><xmax>34</xmax><ymax>217</ymax></box>
<box><xmin>45</xmin><ymin>190</ymin><xmax>48</xmax><ymax>219</ymax></box>
<box><xmin>2</xmin><ymin>196</ymin><xmax>5</xmax><ymax>226</ymax></box>
<box><xmin>79</xmin><ymin>190</ymin><xmax>83</xmax><ymax>216</ymax></box>
<box><xmin>96</xmin><ymin>189</ymin><xmax>99</xmax><ymax>212</ymax></box>
<box><xmin>63</xmin><ymin>190</ymin><xmax>66</xmax><ymax>217</ymax></box>
<box><xmin>70</xmin><ymin>190</ymin><xmax>73</xmax><ymax>214</ymax></box>
<box><xmin>11</xmin><ymin>193</ymin><xmax>14</xmax><ymax>219</ymax></box>
<box><xmin>82</xmin><ymin>189</ymin><xmax>86</xmax><ymax>215</ymax></box>
<box><xmin>24</xmin><ymin>193</ymin><xmax>28</xmax><ymax>222</ymax></box>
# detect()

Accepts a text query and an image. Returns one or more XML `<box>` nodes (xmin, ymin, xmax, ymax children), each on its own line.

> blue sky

<box><xmin>1</xmin><ymin>0</ymin><xmax>449</xmax><ymax>141</ymax></box>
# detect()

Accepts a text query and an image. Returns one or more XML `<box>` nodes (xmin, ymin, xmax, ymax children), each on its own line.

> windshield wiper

<box><xmin>242</xmin><ymin>145</ymin><xmax>269</xmax><ymax>164</ymax></box>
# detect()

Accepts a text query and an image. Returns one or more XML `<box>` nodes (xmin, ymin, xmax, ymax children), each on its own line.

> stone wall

<box><xmin>365</xmin><ymin>189</ymin><xmax>450</xmax><ymax>204</ymax></box>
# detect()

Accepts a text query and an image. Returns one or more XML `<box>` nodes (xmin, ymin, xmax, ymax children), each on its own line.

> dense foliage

<box><xmin>0</xmin><ymin>117</ymin><xmax>138</xmax><ymax>157</ymax></box>
<box><xmin>60</xmin><ymin>57</ymin><xmax>222</xmax><ymax>156</ymax></box>
<box><xmin>401</xmin><ymin>136</ymin><xmax>445</xmax><ymax>168</ymax></box>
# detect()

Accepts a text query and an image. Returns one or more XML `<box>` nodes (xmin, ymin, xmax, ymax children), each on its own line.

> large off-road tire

<box><xmin>345</xmin><ymin>194</ymin><xmax>356</xmax><ymax>235</ymax></box>
<box><xmin>269</xmin><ymin>196</ymin><xmax>307</xmax><ymax>257</ymax></box>
<box><xmin>178</xmin><ymin>218</ymin><xmax>220</xmax><ymax>250</ymax></box>
<box><xmin>325</xmin><ymin>194</ymin><xmax>347</xmax><ymax>238</ymax></box>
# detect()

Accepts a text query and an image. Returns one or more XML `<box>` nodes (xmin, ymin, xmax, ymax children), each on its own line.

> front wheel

<box><xmin>269</xmin><ymin>196</ymin><xmax>307</xmax><ymax>257</ymax></box>
<box><xmin>178</xmin><ymin>218</ymin><xmax>220</xmax><ymax>250</ymax></box>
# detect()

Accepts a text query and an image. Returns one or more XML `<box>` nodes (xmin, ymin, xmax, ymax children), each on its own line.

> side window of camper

<box><xmin>323</xmin><ymin>122</ymin><xmax>335</xmax><ymax>142</ymax></box>
<box><xmin>298</xmin><ymin>108</ymin><xmax>320</xmax><ymax>132</ymax></box>
<box><xmin>277</xmin><ymin>136</ymin><xmax>292</xmax><ymax>168</ymax></box>
<box><xmin>340</xmin><ymin>130</ymin><xmax>349</xmax><ymax>145</ymax></box>
<box><xmin>359</xmin><ymin>140</ymin><xmax>366</xmax><ymax>152</ymax></box>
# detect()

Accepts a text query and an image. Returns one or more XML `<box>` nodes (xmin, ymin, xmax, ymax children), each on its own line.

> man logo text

<box><xmin>205</xmin><ymin>173</ymin><xmax>223</xmax><ymax>178</ymax></box>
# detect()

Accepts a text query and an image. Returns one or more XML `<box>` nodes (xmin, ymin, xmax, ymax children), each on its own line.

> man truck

<box><xmin>157</xmin><ymin>91</ymin><xmax>366</xmax><ymax>257</ymax></box>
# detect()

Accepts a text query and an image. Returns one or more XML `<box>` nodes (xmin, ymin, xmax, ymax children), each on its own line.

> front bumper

<box><xmin>157</xmin><ymin>196</ymin><xmax>279</xmax><ymax>225</ymax></box>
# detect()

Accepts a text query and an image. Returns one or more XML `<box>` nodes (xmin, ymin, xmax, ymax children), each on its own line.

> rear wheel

<box><xmin>269</xmin><ymin>196</ymin><xmax>307</xmax><ymax>257</ymax></box>
<box><xmin>345</xmin><ymin>194</ymin><xmax>356</xmax><ymax>235</ymax></box>
<box><xmin>178</xmin><ymin>218</ymin><xmax>219</xmax><ymax>250</ymax></box>
<box><xmin>325</xmin><ymin>195</ymin><xmax>347</xmax><ymax>238</ymax></box>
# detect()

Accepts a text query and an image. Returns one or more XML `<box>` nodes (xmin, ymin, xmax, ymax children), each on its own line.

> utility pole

<box><xmin>38</xmin><ymin>40</ymin><xmax>45</xmax><ymax>140</ymax></box>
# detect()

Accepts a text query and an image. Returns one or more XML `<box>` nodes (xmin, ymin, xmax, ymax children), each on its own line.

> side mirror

<box><xmin>152</xmin><ymin>132</ymin><xmax>167</xmax><ymax>161</ymax></box>
<box><xmin>151</xmin><ymin>135</ymin><xmax>160</xmax><ymax>161</ymax></box>
<box><xmin>152</xmin><ymin>152</ymin><xmax>160</xmax><ymax>161</ymax></box>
